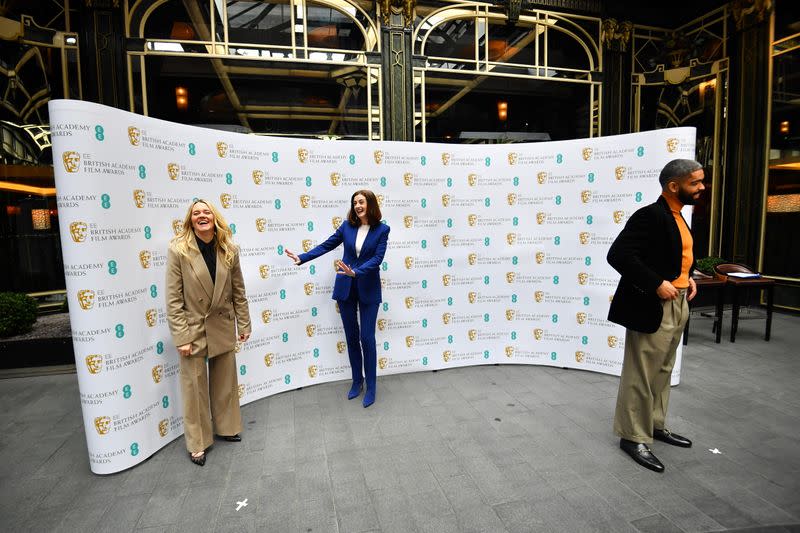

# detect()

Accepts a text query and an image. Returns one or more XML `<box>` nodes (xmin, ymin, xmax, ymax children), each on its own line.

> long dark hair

<box><xmin>347</xmin><ymin>189</ymin><xmax>382</xmax><ymax>226</ymax></box>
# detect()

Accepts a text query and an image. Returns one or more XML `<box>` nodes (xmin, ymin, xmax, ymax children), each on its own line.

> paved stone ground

<box><xmin>1</xmin><ymin>311</ymin><xmax>799</xmax><ymax>532</ymax></box>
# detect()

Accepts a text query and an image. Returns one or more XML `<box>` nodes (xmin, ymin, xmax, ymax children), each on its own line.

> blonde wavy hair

<box><xmin>171</xmin><ymin>199</ymin><xmax>237</xmax><ymax>268</ymax></box>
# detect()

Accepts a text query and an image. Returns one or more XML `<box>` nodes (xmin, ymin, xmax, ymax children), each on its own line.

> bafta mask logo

<box><xmin>535</xmin><ymin>252</ymin><xmax>545</xmax><ymax>264</ymax></box>
<box><xmin>442</xmin><ymin>235</ymin><xmax>451</xmax><ymax>247</ymax></box>
<box><xmin>405</xmin><ymin>336</ymin><xmax>415</xmax><ymax>348</ymax></box>
<box><xmin>337</xmin><ymin>341</ymin><xmax>347</xmax><ymax>353</ymax></box>
<box><xmin>403</xmin><ymin>172</ymin><xmax>413</xmax><ymax>186</ymax></box>
<box><xmin>441</xmin><ymin>152</ymin><xmax>451</xmax><ymax>166</ymax></box>
<box><xmin>610</xmin><ymin>210</ymin><xmax>626</xmax><ymax>224</ymax></box>
<box><xmin>505</xmin><ymin>309</ymin><xmax>515</xmax><ymax>321</ymax></box>
<box><xmin>306</xmin><ymin>324</ymin><xmax>316</xmax><ymax>337</ymax></box>
<box><xmin>506</xmin><ymin>272</ymin><xmax>516</xmax><ymax>283</ymax></box>
<box><xmin>261</xmin><ymin>310</ymin><xmax>272</xmax><ymax>324</ymax></box>
<box><xmin>332</xmin><ymin>216</ymin><xmax>342</xmax><ymax>229</ymax></box>
<box><xmin>94</xmin><ymin>416</ymin><xmax>111</xmax><ymax>435</ymax></box>
<box><xmin>259</xmin><ymin>265</ymin><xmax>270</xmax><ymax>279</ymax></box>
<box><xmin>507</xmin><ymin>193</ymin><xmax>517</xmax><ymax>206</ymax></box>
<box><xmin>576</xmin><ymin>312</ymin><xmax>587</xmax><ymax>325</ymax></box>
<box><xmin>533</xmin><ymin>328</ymin><xmax>544</xmax><ymax>340</ymax></box>
<box><xmin>468</xmin><ymin>253</ymin><xmax>477</xmax><ymax>266</ymax></box>
<box><xmin>238</xmin><ymin>384</ymin><xmax>245</xmax><ymax>398</ymax></box>
<box><xmin>505</xmin><ymin>346</ymin><xmax>515</xmax><ymax>358</ymax></box>
<box><xmin>442</xmin><ymin>274</ymin><xmax>451</xmax><ymax>287</ymax></box>
<box><xmin>255</xmin><ymin>218</ymin><xmax>267</xmax><ymax>233</ymax></box>
<box><xmin>607</xmin><ymin>335</ymin><xmax>618</xmax><ymax>348</ymax></box>
<box><xmin>62</xmin><ymin>151</ymin><xmax>81</xmax><ymax>173</ymax></box>
<box><xmin>145</xmin><ymin>308</ymin><xmax>157</xmax><ymax>327</ymax></box>
<box><xmin>297</xmin><ymin>147</ymin><xmax>309</xmax><ymax>163</ymax></box>
<box><xmin>615</xmin><ymin>166</ymin><xmax>626</xmax><ymax>181</ymax></box>
<box><xmin>158</xmin><ymin>419</ymin><xmax>169</xmax><ymax>437</ymax></box>
<box><xmin>377</xmin><ymin>318</ymin><xmax>387</xmax><ymax>332</ymax></box>
<box><xmin>77</xmin><ymin>289</ymin><xmax>95</xmax><ymax>310</ymax></box>
<box><xmin>252</xmin><ymin>170</ymin><xmax>264</xmax><ymax>185</ymax></box>
<box><xmin>404</xmin><ymin>256</ymin><xmax>414</xmax><ymax>270</ymax></box>
<box><xmin>575</xmin><ymin>351</ymin><xmax>585</xmax><ymax>363</ymax></box>
<box><xmin>220</xmin><ymin>193</ymin><xmax>232</xmax><ymax>209</ymax></box>
<box><xmin>403</xmin><ymin>216</ymin><xmax>414</xmax><ymax>229</ymax></box>
<box><xmin>468</xmin><ymin>329</ymin><xmax>477</xmax><ymax>341</ymax></box>
<box><xmin>378</xmin><ymin>357</ymin><xmax>388</xmax><ymax>370</ymax></box>
<box><xmin>303</xmin><ymin>282</ymin><xmax>314</xmax><ymax>296</ymax></box>
<box><xmin>467</xmin><ymin>173</ymin><xmax>478</xmax><ymax>187</ymax></box>
<box><xmin>534</xmin><ymin>290</ymin><xmax>544</xmax><ymax>303</ymax></box>
<box><xmin>151</xmin><ymin>365</ymin><xmax>163</xmax><ymax>384</ymax></box>
<box><xmin>167</xmin><ymin>163</ymin><xmax>180</xmax><ymax>181</ymax></box>
<box><xmin>330</xmin><ymin>172</ymin><xmax>341</xmax><ymax>186</ymax></box>
<box><xmin>308</xmin><ymin>365</ymin><xmax>318</xmax><ymax>378</ymax></box>
<box><xmin>127</xmin><ymin>126</ymin><xmax>141</xmax><ymax>146</ymax></box>
<box><xmin>302</xmin><ymin>239</ymin><xmax>313</xmax><ymax>253</ymax></box>
<box><xmin>536</xmin><ymin>212</ymin><xmax>546</xmax><ymax>225</ymax></box>
<box><xmin>373</xmin><ymin>150</ymin><xmax>383</xmax><ymax>165</ymax></box>
<box><xmin>508</xmin><ymin>152</ymin><xmax>518</xmax><ymax>165</ymax></box>
<box><xmin>376</xmin><ymin>194</ymin><xmax>384</xmax><ymax>208</ymax></box>
<box><xmin>579</xmin><ymin>231</ymin><xmax>590</xmax><ymax>245</ymax></box>
<box><xmin>235</xmin><ymin>341</ymin><xmax>242</xmax><ymax>353</ymax></box>
<box><xmin>581</xmin><ymin>190</ymin><xmax>591</xmax><ymax>204</ymax></box>
<box><xmin>172</xmin><ymin>219</ymin><xmax>183</xmax><ymax>236</ymax></box>
<box><xmin>300</xmin><ymin>194</ymin><xmax>311</xmax><ymax>208</ymax></box>
<box><xmin>442</xmin><ymin>312</ymin><xmax>452</xmax><ymax>325</ymax></box>
<box><xmin>441</xmin><ymin>194</ymin><xmax>451</xmax><ymax>207</ymax></box>
<box><xmin>216</xmin><ymin>141</ymin><xmax>228</xmax><ymax>158</ymax></box>
<box><xmin>85</xmin><ymin>354</ymin><xmax>103</xmax><ymax>374</ymax></box>
<box><xmin>139</xmin><ymin>250</ymin><xmax>152</xmax><ymax>269</ymax></box>
<box><xmin>442</xmin><ymin>350</ymin><xmax>452</xmax><ymax>362</ymax></box>
<box><xmin>69</xmin><ymin>221</ymin><xmax>88</xmax><ymax>243</ymax></box>
<box><xmin>468</xmin><ymin>291</ymin><xmax>477</xmax><ymax>304</ymax></box>
<box><xmin>506</xmin><ymin>233</ymin><xmax>517</xmax><ymax>245</ymax></box>
<box><xmin>404</xmin><ymin>296</ymin><xmax>414</xmax><ymax>309</ymax></box>
<box><xmin>667</xmin><ymin>138</ymin><xmax>679</xmax><ymax>153</ymax></box>
<box><xmin>467</xmin><ymin>214</ymin><xmax>478</xmax><ymax>227</ymax></box>
<box><xmin>133</xmin><ymin>189</ymin><xmax>145</xmax><ymax>208</ymax></box>
<box><xmin>263</xmin><ymin>353</ymin><xmax>273</xmax><ymax>367</ymax></box>
<box><xmin>582</xmin><ymin>147</ymin><xmax>593</xmax><ymax>161</ymax></box>
<box><xmin>537</xmin><ymin>172</ymin><xmax>547</xmax><ymax>185</ymax></box>
<box><xmin>578</xmin><ymin>272</ymin><xmax>588</xmax><ymax>285</ymax></box>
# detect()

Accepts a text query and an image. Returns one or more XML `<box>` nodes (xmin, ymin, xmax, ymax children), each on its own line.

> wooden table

<box><xmin>683</xmin><ymin>277</ymin><xmax>725</xmax><ymax>345</ymax></box>
<box><xmin>724</xmin><ymin>275</ymin><xmax>775</xmax><ymax>342</ymax></box>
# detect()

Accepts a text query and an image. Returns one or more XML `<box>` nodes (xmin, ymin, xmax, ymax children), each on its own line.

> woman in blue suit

<box><xmin>285</xmin><ymin>190</ymin><xmax>390</xmax><ymax>408</ymax></box>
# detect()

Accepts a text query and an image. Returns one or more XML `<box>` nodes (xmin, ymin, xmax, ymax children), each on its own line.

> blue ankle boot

<box><xmin>347</xmin><ymin>380</ymin><xmax>363</xmax><ymax>400</ymax></box>
<box><xmin>362</xmin><ymin>387</ymin><xmax>375</xmax><ymax>408</ymax></box>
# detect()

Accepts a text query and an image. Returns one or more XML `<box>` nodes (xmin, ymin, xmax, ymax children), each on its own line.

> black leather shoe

<box><xmin>620</xmin><ymin>439</ymin><xmax>665</xmax><ymax>473</ymax></box>
<box><xmin>220</xmin><ymin>434</ymin><xmax>242</xmax><ymax>442</ymax></box>
<box><xmin>653</xmin><ymin>428</ymin><xmax>692</xmax><ymax>448</ymax></box>
<box><xmin>189</xmin><ymin>452</ymin><xmax>206</xmax><ymax>466</ymax></box>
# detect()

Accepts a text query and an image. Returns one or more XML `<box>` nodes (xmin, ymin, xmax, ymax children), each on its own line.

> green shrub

<box><xmin>696</xmin><ymin>256</ymin><xmax>727</xmax><ymax>276</ymax></box>
<box><xmin>0</xmin><ymin>292</ymin><xmax>39</xmax><ymax>338</ymax></box>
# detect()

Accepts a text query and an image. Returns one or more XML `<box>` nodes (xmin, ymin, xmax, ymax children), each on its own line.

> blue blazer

<box><xmin>298</xmin><ymin>222</ymin><xmax>390</xmax><ymax>304</ymax></box>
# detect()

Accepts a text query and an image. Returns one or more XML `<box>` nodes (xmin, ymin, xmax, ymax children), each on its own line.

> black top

<box><xmin>195</xmin><ymin>233</ymin><xmax>217</xmax><ymax>284</ymax></box>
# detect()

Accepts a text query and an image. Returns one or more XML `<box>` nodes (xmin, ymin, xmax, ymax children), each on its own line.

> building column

<box><xmin>379</xmin><ymin>0</ymin><xmax>417</xmax><ymax>141</ymax></box>
<box><xmin>721</xmin><ymin>1</ymin><xmax>773</xmax><ymax>266</ymax></box>
<box><xmin>77</xmin><ymin>0</ymin><xmax>127</xmax><ymax>108</ymax></box>
<box><xmin>600</xmin><ymin>19</ymin><xmax>633</xmax><ymax>136</ymax></box>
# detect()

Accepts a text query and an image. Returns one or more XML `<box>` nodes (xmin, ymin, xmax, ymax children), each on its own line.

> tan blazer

<box><xmin>166</xmin><ymin>239</ymin><xmax>251</xmax><ymax>357</ymax></box>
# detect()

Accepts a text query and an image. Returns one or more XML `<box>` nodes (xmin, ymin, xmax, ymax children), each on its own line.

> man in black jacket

<box><xmin>607</xmin><ymin>159</ymin><xmax>705</xmax><ymax>473</ymax></box>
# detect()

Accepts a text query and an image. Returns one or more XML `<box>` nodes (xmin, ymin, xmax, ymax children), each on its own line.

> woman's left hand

<box><xmin>336</xmin><ymin>260</ymin><xmax>355</xmax><ymax>277</ymax></box>
<box><xmin>239</xmin><ymin>332</ymin><xmax>250</xmax><ymax>342</ymax></box>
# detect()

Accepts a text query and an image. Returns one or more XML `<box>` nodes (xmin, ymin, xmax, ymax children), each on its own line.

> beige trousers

<box><xmin>613</xmin><ymin>290</ymin><xmax>688</xmax><ymax>443</ymax></box>
<box><xmin>179</xmin><ymin>350</ymin><xmax>242</xmax><ymax>453</ymax></box>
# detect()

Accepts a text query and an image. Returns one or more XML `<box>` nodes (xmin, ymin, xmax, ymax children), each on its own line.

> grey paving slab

<box><xmin>2</xmin><ymin>311</ymin><xmax>800</xmax><ymax>532</ymax></box>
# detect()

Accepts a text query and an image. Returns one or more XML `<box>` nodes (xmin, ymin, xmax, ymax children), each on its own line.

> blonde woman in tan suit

<box><xmin>166</xmin><ymin>199</ymin><xmax>251</xmax><ymax>466</ymax></box>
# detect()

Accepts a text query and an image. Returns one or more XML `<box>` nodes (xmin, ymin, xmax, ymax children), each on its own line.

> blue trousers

<box><xmin>337</xmin><ymin>283</ymin><xmax>379</xmax><ymax>392</ymax></box>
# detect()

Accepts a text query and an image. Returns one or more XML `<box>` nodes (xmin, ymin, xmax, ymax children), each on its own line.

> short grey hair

<box><xmin>659</xmin><ymin>159</ymin><xmax>703</xmax><ymax>187</ymax></box>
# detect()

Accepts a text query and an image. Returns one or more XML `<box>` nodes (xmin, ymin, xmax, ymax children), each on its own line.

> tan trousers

<box><xmin>614</xmin><ymin>290</ymin><xmax>688</xmax><ymax>443</ymax></box>
<box><xmin>179</xmin><ymin>350</ymin><xmax>242</xmax><ymax>453</ymax></box>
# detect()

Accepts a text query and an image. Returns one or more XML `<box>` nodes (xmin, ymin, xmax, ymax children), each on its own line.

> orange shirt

<box><xmin>662</xmin><ymin>192</ymin><xmax>693</xmax><ymax>288</ymax></box>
